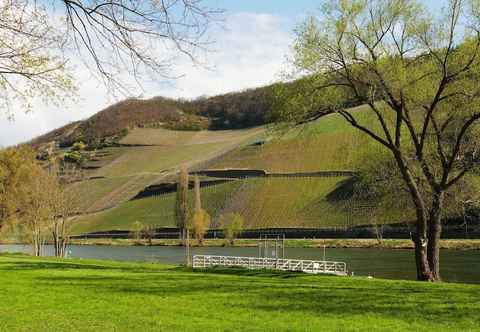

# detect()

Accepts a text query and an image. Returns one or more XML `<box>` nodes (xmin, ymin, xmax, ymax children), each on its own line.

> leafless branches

<box><xmin>0</xmin><ymin>0</ymin><xmax>220</xmax><ymax>114</ymax></box>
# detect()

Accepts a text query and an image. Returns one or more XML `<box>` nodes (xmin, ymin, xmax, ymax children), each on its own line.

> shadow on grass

<box><xmin>177</xmin><ymin>266</ymin><xmax>306</xmax><ymax>279</ymax></box>
<box><xmin>0</xmin><ymin>260</ymin><xmax>113</xmax><ymax>271</ymax></box>
<box><xmin>4</xmin><ymin>257</ymin><xmax>480</xmax><ymax>327</ymax></box>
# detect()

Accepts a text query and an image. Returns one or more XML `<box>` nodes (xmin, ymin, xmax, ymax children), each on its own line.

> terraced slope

<box><xmin>206</xmin><ymin>106</ymin><xmax>383</xmax><ymax>173</ymax></box>
<box><xmin>71</xmin><ymin>176</ymin><xmax>413</xmax><ymax>234</ymax></box>
<box><xmin>72</xmin><ymin>127</ymin><xmax>264</xmax><ymax>213</ymax></box>
<box><xmin>71</xmin><ymin>108</ymin><xmax>408</xmax><ymax>233</ymax></box>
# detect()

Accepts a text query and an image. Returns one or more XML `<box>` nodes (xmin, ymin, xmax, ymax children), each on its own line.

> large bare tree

<box><xmin>276</xmin><ymin>0</ymin><xmax>480</xmax><ymax>281</ymax></box>
<box><xmin>0</xmin><ymin>0</ymin><xmax>219</xmax><ymax>114</ymax></box>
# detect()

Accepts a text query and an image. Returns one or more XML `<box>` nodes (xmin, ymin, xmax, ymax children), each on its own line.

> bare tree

<box><xmin>0</xmin><ymin>0</ymin><xmax>220</xmax><ymax>114</ymax></box>
<box><xmin>48</xmin><ymin>164</ymin><xmax>83</xmax><ymax>257</ymax></box>
<box><xmin>277</xmin><ymin>0</ymin><xmax>480</xmax><ymax>280</ymax></box>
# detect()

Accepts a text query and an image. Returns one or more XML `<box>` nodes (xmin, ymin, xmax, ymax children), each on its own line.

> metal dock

<box><xmin>193</xmin><ymin>255</ymin><xmax>347</xmax><ymax>276</ymax></box>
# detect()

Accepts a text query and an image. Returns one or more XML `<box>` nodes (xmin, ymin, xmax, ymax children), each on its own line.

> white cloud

<box><xmin>0</xmin><ymin>12</ymin><xmax>293</xmax><ymax>147</ymax></box>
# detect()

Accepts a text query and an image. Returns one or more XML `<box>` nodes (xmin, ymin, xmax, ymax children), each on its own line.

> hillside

<box><xmin>25</xmin><ymin>90</ymin><xmax>457</xmax><ymax>235</ymax></box>
<box><xmin>32</xmin><ymin>86</ymin><xmax>274</xmax><ymax>149</ymax></box>
<box><xmin>71</xmin><ymin>106</ymin><xmax>409</xmax><ymax>234</ymax></box>
<box><xmin>69</xmin><ymin>127</ymin><xmax>264</xmax><ymax>213</ymax></box>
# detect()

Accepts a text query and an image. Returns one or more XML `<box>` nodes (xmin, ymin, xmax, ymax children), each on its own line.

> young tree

<box><xmin>16</xmin><ymin>163</ymin><xmax>54</xmax><ymax>256</ymax></box>
<box><xmin>192</xmin><ymin>210</ymin><xmax>211</xmax><ymax>245</ymax></box>
<box><xmin>276</xmin><ymin>0</ymin><xmax>480</xmax><ymax>280</ymax></box>
<box><xmin>0</xmin><ymin>0</ymin><xmax>219</xmax><ymax>114</ymax></box>
<box><xmin>175</xmin><ymin>166</ymin><xmax>189</xmax><ymax>239</ymax></box>
<box><xmin>130</xmin><ymin>221</ymin><xmax>144</xmax><ymax>243</ymax></box>
<box><xmin>44</xmin><ymin>162</ymin><xmax>82</xmax><ymax>257</ymax></box>
<box><xmin>191</xmin><ymin>176</ymin><xmax>211</xmax><ymax>245</ymax></box>
<box><xmin>220</xmin><ymin>213</ymin><xmax>244</xmax><ymax>246</ymax></box>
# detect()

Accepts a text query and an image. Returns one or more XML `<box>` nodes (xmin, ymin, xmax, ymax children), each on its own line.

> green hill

<box><xmin>71</xmin><ymin>106</ymin><xmax>407</xmax><ymax>234</ymax></box>
<box><xmin>25</xmin><ymin>86</ymin><xmax>420</xmax><ymax>234</ymax></box>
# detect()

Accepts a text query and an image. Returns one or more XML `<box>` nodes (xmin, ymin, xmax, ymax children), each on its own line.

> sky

<box><xmin>0</xmin><ymin>0</ymin><xmax>442</xmax><ymax>147</ymax></box>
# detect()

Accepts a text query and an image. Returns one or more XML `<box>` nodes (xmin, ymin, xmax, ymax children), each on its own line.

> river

<box><xmin>1</xmin><ymin>244</ymin><xmax>478</xmax><ymax>283</ymax></box>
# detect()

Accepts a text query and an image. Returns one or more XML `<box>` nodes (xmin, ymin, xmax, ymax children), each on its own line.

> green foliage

<box><xmin>63</xmin><ymin>151</ymin><xmax>84</xmax><ymax>164</ymax></box>
<box><xmin>71</xmin><ymin>141</ymin><xmax>86</xmax><ymax>151</ymax></box>
<box><xmin>130</xmin><ymin>221</ymin><xmax>144</xmax><ymax>241</ymax></box>
<box><xmin>191</xmin><ymin>209</ymin><xmax>211</xmax><ymax>245</ymax></box>
<box><xmin>220</xmin><ymin>213</ymin><xmax>244</xmax><ymax>245</ymax></box>
<box><xmin>0</xmin><ymin>146</ymin><xmax>38</xmax><ymax>224</ymax></box>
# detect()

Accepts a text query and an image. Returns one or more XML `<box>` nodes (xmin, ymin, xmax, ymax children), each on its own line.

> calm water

<box><xmin>1</xmin><ymin>244</ymin><xmax>479</xmax><ymax>283</ymax></box>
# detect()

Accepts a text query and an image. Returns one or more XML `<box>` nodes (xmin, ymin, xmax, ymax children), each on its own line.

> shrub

<box><xmin>63</xmin><ymin>151</ymin><xmax>84</xmax><ymax>164</ymax></box>
<box><xmin>220</xmin><ymin>213</ymin><xmax>244</xmax><ymax>245</ymax></box>
<box><xmin>191</xmin><ymin>209</ymin><xmax>211</xmax><ymax>245</ymax></box>
<box><xmin>71</xmin><ymin>141</ymin><xmax>86</xmax><ymax>151</ymax></box>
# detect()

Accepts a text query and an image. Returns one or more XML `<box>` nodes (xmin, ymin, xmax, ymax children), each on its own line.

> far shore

<box><xmin>3</xmin><ymin>238</ymin><xmax>480</xmax><ymax>250</ymax></box>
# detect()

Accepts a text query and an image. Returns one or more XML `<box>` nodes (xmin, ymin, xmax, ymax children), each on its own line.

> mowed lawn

<box><xmin>0</xmin><ymin>254</ymin><xmax>479</xmax><ymax>331</ymax></box>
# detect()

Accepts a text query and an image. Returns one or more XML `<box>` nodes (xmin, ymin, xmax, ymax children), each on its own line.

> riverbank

<box><xmin>62</xmin><ymin>238</ymin><xmax>480</xmax><ymax>250</ymax></box>
<box><xmin>0</xmin><ymin>253</ymin><xmax>478</xmax><ymax>331</ymax></box>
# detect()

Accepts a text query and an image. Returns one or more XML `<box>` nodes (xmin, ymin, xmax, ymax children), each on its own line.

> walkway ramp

<box><xmin>193</xmin><ymin>255</ymin><xmax>347</xmax><ymax>276</ymax></box>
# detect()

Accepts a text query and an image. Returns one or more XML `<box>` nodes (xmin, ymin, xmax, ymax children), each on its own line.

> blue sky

<box><xmin>0</xmin><ymin>0</ymin><xmax>448</xmax><ymax>146</ymax></box>
<box><xmin>207</xmin><ymin>0</ymin><xmax>323</xmax><ymax>16</ymax></box>
<box><xmin>212</xmin><ymin>0</ymin><xmax>441</xmax><ymax>16</ymax></box>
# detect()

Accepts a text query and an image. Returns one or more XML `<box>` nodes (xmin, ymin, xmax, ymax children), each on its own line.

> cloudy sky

<box><xmin>0</xmin><ymin>0</ymin><xmax>441</xmax><ymax>147</ymax></box>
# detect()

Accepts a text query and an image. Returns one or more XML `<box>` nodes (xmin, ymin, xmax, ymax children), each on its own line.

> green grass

<box><xmin>0</xmin><ymin>254</ymin><xmax>479</xmax><ymax>331</ymax></box>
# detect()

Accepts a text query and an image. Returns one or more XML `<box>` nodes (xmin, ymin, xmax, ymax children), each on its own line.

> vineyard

<box><xmin>71</xmin><ymin>106</ymin><xmax>421</xmax><ymax>234</ymax></box>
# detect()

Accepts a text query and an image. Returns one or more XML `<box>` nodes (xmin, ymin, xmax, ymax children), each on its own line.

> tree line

<box><xmin>0</xmin><ymin>147</ymin><xmax>80</xmax><ymax>257</ymax></box>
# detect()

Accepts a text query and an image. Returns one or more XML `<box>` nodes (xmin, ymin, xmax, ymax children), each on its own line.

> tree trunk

<box><xmin>392</xmin><ymin>152</ymin><xmax>434</xmax><ymax>281</ymax></box>
<box><xmin>53</xmin><ymin>221</ymin><xmax>60</xmax><ymax>257</ymax></box>
<box><xmin>413</xmin><ymin>231</ymin><xmax>433</xmax><ymax>281</ymax></box>
<box><xmin>427</xmin><ymin>192</ymin><xmax>444</xmax><ymax>281</ymax></box>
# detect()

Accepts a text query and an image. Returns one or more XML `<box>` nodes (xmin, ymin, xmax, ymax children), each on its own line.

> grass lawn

<box><xmin>0</xmin><ymin>254</ymin><xmax>478</xmax><ymax>331</ymax></box>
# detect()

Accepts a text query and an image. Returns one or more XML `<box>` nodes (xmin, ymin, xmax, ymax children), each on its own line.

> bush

<box><xmin>71</xmin><ymin>141</ymin><xmax>86</xmax><ymax>151</ymax></box>
<box><xmin>191</xmin><ymin>209</ymin><xmax>211</xmax><ymax>245</ymax></box>
<box><xmin>63</xmin><ymin>151</ymin><xmax>84</xmax><ymax>164</ymax></box>
<box><xmin>220</xmin><ymin>213</ymin><xmax>244</xmax><ymax>245</ymax></box>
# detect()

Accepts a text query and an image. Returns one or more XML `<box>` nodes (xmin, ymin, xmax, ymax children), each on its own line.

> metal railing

<box><xmin>192</xmin><ymin>255</ymin><xmax>347</xmax><ymax>276</ymax></box>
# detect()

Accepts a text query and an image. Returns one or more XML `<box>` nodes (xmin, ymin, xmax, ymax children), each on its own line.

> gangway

<box><xmin>192</xmin><ymin>255</ymin><xmax>347</xmax><ymax>276</ymax></box>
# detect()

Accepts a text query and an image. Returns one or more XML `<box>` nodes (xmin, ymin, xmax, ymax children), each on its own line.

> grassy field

<box><xmin>0</xmin><ymin>254</ymin><xmax>479</xmax><ymax>331</ymax></box>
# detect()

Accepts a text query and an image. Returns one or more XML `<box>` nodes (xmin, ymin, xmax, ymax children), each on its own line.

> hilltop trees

<box><xmin>0</xmin><ymin>0</ymin><xmax>218</xmax><ymax>115</ymax></box>
<box><xmin>275</xmin><ymin>0</ymin><xmax>480</xmax><ymax>281</ymax></box>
